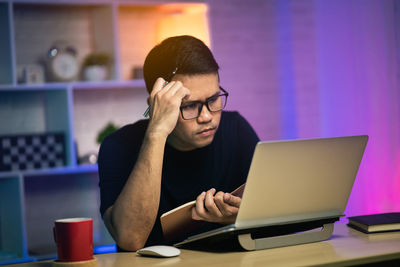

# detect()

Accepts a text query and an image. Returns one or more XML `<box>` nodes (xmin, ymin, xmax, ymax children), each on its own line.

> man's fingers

<box><xmin>174</xmin><ymin>84</ymin><xmax>191</xmax><ymax>100</ymax></box>
<box><xmin>162</xmin><ymin>81</ymin><xmax>190</xmax><ymax>102</ymax></box>
<box><xmin>150</xmin><ymin>77</ymin><xmax>166</xmax><ymax>98</ymax></box>
<box><xmin>151</xmin><ymin>80</ymin><xmax>189</xmax><ymax>110</ymax></box>
<box><xmin>224</xmin><ymin>193</ymin><xmax>241</xmax><ymax>208</ymax></box>
<box><xmin>215</xmin><ymin>192</ymin><xmax>239</xmax><ymax>217</ymax></box>
<box><xmin>150</xmin><ymin>79</ymin><xmax>178</xmax><ymax>103</ymax></box>
<box><xmin>159</xmin><ymin>81</ymin><xmax>179</xmax><ymax>96</ymax></box>
<box><xmin>148</xmin><ymin>78</ymin><xmax>167</xmax><ymax>114</ymax></box>
<box><xmin>191</xmin><ymin>206</ymin><xmax>202</xmax><ymax>221</ymax></box>
<box><xmin>214</xmin><ymin>191</ymin><xmax>230</xmax><ymax>216</ymax></box>
<box><xmin>193</xmin><ymin>192</ymin><xmax>206</xmax><ymax>221</ymax></box>
<box><xmin>204</xmin><ymin>189</ymin><xmax>223</xmax><ymax>218</ymax></box>
<box><xmin>193</xmin><ymin>189</ymin><xmax>241</xmax><ymax>224</ymax></box>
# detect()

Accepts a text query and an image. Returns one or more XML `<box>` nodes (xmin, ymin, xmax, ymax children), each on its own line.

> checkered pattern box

<box><xmin>0</xmin><ymin>133</ymin><xmax>66</xmax><ymax>171</ymax></box>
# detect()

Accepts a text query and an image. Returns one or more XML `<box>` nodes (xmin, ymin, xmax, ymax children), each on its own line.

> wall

<box><xmin>208</xmin><ymin>0</ymin><xmax>400</xmax><ymax>216</ymax></box>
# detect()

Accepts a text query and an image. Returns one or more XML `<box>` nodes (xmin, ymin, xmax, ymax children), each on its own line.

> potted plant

<box><xmin>82</xmin><ymin>52</ymin><xmax>112</xmax><ymax>81</ymax></box>
<box><xmin>96</xmin><ymin>122</ymin><xmax>119</xmax><ymax>145</ymax></box>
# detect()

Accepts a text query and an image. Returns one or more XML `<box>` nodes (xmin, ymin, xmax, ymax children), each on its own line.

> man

<box><xmin>98</xmin><ymin>35</ymin><xmax>259</xmax><ymax>251</ymax></box>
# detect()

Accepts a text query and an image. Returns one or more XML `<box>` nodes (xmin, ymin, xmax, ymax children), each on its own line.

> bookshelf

<box><xmin>0</xmin><ymin>0</ymin><xmax>208</xmax><ymax>264</ymax></box>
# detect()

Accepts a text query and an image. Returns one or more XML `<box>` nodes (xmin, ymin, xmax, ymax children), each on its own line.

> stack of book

<box><xmin>347</xmin><ymin>212</ymin><xmax>400</xmax><ymax>233</ymax></box>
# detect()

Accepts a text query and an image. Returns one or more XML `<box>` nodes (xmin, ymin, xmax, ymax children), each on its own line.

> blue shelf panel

<box><xmin>0</xmin><ymin>3</ymin><xmax>13</xmax><ymax>85</ymax></box>
<box><xmin>0</xmin><ymin>256</ymin><xmax>33</xmax><ymax>266</ymax></box>
<box><xmin>0</xmin><ymin>176</ymin><xmax>27</xmax><ymax>264</ymax></box>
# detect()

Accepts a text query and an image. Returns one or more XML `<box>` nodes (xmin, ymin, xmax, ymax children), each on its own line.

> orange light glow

<box><xmin>156</xmin><ymin>4</ymin><xmax>210</xmax><ymax>47</ymax></box>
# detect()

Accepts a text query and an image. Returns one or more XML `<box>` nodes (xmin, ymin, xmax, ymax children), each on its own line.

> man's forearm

<box><xmin>104</xmin><ymin>78</ymin><xmax>189</xmax><ymax>250</ymax></box>
<box><xmin>107</xmin><ymin>132</ymin><xmax>167</xmax><ymax>251</ymax></box>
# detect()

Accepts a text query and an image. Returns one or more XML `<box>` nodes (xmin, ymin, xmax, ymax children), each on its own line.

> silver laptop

<box><xmin>175</xmin><ymin>135</ymin><xmax>368</xmax><ymax>250</ymax></box>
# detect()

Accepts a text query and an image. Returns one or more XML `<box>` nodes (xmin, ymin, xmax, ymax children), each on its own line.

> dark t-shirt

<box><xmin>98</xmin><ymin>111</ymin><xmax>259</xmax><ymax>247</ymax></box>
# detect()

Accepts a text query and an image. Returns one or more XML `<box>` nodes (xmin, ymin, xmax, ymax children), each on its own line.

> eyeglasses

<box><xmin>180</xmin><ymin>87</ymin><xmax>229</xmax><ymax>120</ymax></box>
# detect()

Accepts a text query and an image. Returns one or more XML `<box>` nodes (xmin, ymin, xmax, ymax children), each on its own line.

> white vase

<box><xmin>84</xmin><ymin>65</ymin><xmax>108</xmax><ymax>81</ymax></box>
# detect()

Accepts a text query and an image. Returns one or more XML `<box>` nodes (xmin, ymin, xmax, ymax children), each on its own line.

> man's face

<box><xmin>167</xmin><ymin>73</ymin><xmax>222</xmax><ymax>151</ymax></box>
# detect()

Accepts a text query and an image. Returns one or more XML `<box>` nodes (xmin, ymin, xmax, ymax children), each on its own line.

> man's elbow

<box><xmin>114</xmin><ymin>231</ymin><xmax>147</xmax><ymax>251</ymax></box>
<box><xmin>103</xmin><ymin>208</ymin><xmax>148</xmax><ymax>251</ymax></box>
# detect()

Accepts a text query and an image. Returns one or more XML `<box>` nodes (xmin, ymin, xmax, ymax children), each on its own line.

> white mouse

<box><xmin>137</xmin><ymin>245</ymin><xmax>181</xmax><ymax>258</ymax></box>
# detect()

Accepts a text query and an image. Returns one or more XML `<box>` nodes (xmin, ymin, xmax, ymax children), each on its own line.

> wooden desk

<box><xmin>6</xmin><ymin>224</ymin><xmax>400</xmax><ymax>267</ymax></box>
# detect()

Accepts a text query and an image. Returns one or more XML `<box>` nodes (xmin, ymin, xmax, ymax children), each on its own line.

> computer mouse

<box><xmin>137</xmin><ymin>245</ymin><xmax>181</xmax><ymax>258</ymax></box>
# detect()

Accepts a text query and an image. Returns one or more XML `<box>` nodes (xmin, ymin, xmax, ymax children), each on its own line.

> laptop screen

<box><xmin>235</xmin><ymin>135</ymin><xmax>368</xmax><ymax>229</ymax></box>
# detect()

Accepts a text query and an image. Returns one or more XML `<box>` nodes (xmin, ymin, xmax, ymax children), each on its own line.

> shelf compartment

<box><xmin>23</xmin><ymin>171</ymin><xmax>113</xmax><ymax>258</ymax></box>
<box><xmin>13</xmin><ymin>3</ymin><xmax>115</xmax><ymax>84</ymax></box>
<box><xmin>117</xmin><ymin>3</ymin><xmax>209</xmax><ymax>81</ymax></box>
<box><xmin>0</xmin><ymin>88</ymin><xmax>72</xmax><ymax>166</ymax></box>
<box><xmin>72</xmin><ymin>85</ymin><xmax>148</xmax><ymax>159</ymax></box>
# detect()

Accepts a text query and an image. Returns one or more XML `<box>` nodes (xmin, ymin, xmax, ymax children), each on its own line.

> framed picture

<box><xmin>17</xmin><ymin>64</ymin><xmax>45</xmax><ymax>84</ymax></box>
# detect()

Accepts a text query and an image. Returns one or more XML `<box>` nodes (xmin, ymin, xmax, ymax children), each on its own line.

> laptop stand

<box><xmin>238</xmin><ymin>222</ymin><xmax>334</xmax><ymax>250</ymax></box>
<box><xmin>175</xmin><ymin>216</ymin><xmax>340</xmax><ymax>251</ymax></box>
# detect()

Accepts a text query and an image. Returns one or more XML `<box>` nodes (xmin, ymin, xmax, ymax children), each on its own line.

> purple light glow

<box><xmin>315</xmin><ymin>0</ymin><xmax>400</xmax><ymax>216</ymax></box>
<box><xmin>211</xmin><ymin>0</ymin><xmax>400</xmax><ymax>217</ymax></box>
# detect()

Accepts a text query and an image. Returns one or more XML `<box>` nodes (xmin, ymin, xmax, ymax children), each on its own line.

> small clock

<box><xmin>47</xmin><ymin>43</ymin><xmax>79</xmax><ymax>82</ymax></box>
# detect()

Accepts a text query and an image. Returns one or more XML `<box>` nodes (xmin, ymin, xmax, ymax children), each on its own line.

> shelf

<box><xmin>70</xmin><ymin>79</ymin><xmax>146</xmax><ymax>90</ymax></box>
<box><xmin>0</xmin><ymin>0</ymin><xmax>209</xmax><ymax>263</ymax></box>
<box><xmin>0</xmin><ymin>83</ymin><xmax>67</xmax><ymax>91</ymax></box>
<box><xmin>0</xmin><ymin>164</ymin><xmax>98</xmax><ymax>179</ymax></box>
<box><xmin>0</xmin><ymin>79</ymin><xmax>146</xmax><ymax>91</ymax></box>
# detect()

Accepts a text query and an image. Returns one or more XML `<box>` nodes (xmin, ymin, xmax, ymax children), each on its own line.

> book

<box><xmin>347</xmin><ymin>212</ymin><xmax>400</xmax><ymax>233</ymax></box>
<box><xmin>160</xmin><ymin>184</ymin><xmax>246</xmax><ymax>241</ymax></box>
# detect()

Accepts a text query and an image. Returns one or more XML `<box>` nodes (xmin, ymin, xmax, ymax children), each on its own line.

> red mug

<box><xmin>53</xmin><ymin>218</ymin><xmax>93</xmax><ymax>262</ymax></box>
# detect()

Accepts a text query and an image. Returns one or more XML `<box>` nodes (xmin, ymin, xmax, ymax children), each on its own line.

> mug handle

<box><xmin>53</xmin><ymin>226</ymin><xmax>57</xmax><ymax>243</ymax></box>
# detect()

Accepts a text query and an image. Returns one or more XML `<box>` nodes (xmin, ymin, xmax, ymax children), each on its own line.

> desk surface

<box><xmin>7</xmin><ymin>224</ymin><xmax>400</xmax><ymax>267</ymax></box>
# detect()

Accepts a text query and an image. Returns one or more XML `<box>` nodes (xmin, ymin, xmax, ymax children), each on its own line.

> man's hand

<box><xmin>191</xmin><ymin>188</ymin><xmax>241</xmax><ymax>224</ymax></box>
<box><xmin>147</xmin><ymin>77</ymin><xmax>190</xmax><ymax>138</ymax></box>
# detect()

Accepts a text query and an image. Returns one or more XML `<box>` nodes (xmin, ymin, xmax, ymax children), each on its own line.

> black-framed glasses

<box><xmin>179</xmin><ymin>87</ymin><xmax>229</xmax><ymax>120</ymax></box>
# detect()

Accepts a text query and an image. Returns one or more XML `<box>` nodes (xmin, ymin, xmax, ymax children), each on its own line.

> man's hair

<box><xmin>143</xmin><ymin>35</ymin><xmax>219</xmax><ymax>93</ymax></box>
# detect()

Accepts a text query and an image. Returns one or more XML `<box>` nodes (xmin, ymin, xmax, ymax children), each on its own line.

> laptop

<box><xmin>175</xmin><ymin>135</ymin><xmax>369</xmax><ymax>250</ymax></box>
